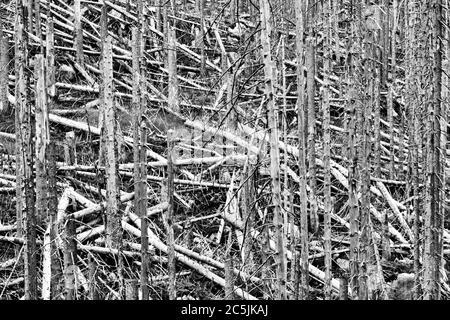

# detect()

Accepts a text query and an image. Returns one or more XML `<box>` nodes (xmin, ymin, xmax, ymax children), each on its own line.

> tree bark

<box><xmin>35</xmin><ymin>54</ymin><xmax>49</xmax><ymax>229</ymax></box>
<box><xmin>74</xmin><ymin>0</ymin><xmax>84</xmax><ymax>65</ymax></box>
<box><xmin>166</xmin><ymin>130</ymin><xmax>177</xmax><ymax>300</ymax></box>
<box><xmin>260</xmin><ymin>0</ymin><xmax>286</xmax><ymax>300</ymax></box>
<box><xmin>168</xmin><ymin>27</ymin><xmax>179</xmax><ymax>113</ymax></box>
<box><xmin>323</xmin><ymin>1</ymin><xmax>332</xmax><ymax>300</ymax></box>
<box><xmin>15</xmin><ymin>0</ymin><xmax>37</xmax><ymax>300</ymax></box>
<box><xmin>0</xmin><ymin>26</ymin><xmax>9</xmax><ymax>115</ymax></box>
<box><xmin>294</xmin><ymin>0</ymin><xmax>309</xmax><ymax>300</ymax></box>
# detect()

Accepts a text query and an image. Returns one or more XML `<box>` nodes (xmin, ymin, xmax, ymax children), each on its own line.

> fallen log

<box><xmin>127</xmin><ymin>211</ymin><xmax>258</xmax><ymax>300</ymax></box>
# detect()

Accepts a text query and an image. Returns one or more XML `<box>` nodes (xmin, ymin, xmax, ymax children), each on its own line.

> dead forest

<box><xmin>0</xmin><ymin>0</ymin><xmax>449</xmax><ymax>300</ymax></box>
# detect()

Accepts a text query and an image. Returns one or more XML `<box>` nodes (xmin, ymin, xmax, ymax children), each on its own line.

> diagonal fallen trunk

<box><xmin>220</xmin><ymin>203</ymin><xmax>346</xmax><ymax>296</ymax></box>
<box><xmin>126</xmin><ymin>211</ymin><xmax>258</xmax><ymax>300</ymax></box>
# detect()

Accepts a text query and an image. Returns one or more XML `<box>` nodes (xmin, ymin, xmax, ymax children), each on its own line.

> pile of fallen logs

<box><xmin>0</xmin><ymin>0</ymin><xmax>449</xmax><ymax>300</ymax></box>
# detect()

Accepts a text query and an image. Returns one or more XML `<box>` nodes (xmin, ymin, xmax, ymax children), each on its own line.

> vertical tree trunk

<box><xmin>98</xmin><ymin>3</ymin><xmax>108</xmax><ymax>166</ymax></box>
<box><xmin>339</xmin><ymin>277</ymin><xmax>349</xmax><ymax>300</ymax></box>
<box><xmin>15</xmin><ymin>0</ymin><xmax>37</xmax><ymax>300</ymax></box>
<box><xmin>259</xmin><ymin>0</ymin><xmax>286</xmax><ymax>300</ymax></box>
<box><xmin>405</xmin><ymin>0</ymin><xmax>422</xmax><ymax>300</ymax></box>
<box><xmin>34</xmin><ymin>0</ymin><xmax>43</xmax><ymax>51</ymax></box>
<box><xmin>0</xmin><ymin>26</ymin><xmax>9</xmax><ymax>115</ymax></box>
<box><xmin>347</xmin><ymin>87</ymin><xmax>359</xmax><ymax>298</ymax></box>
<box><xmin>103</xmin><ymin>34</ymin><xmax>120</xmax><ymax>248</ymax></box>
<box><xmin>281</xmin><ymin>35</ymin><xmax>290</xmax><ymax>282</ymax></box>
<box><xmin>224</xmin><ymin>230</ymin><xmax>234</xmax><ymax>299</ymax></box>
<box><xmin>423</xmin><ymin>0</ymin><xmax>443</xmax><ymax>300</ymax></box>
<box><xmin>35</xmin><ymin>54</ymin><xmax>49</xmax><ymax>229</ymax></box>
<box><xmin>74</xmin><ymin>0</ymin><xmax>84</xmax><ymax>65</ymax></box>
<box><xmin>199</xmin><ymin>0</ymin><xmax>206</xmax><ymax>76</ymax></box>
<box><xmin>168</xmin><ymin>27</ymin><xmax>179</xmax><ymax>113</ymax></box>
<box><xmin>63</xmin><ymin>132</ymin><xmax>77</xmax><ymax>300</ymax></box>
<box><xmin>358</xmin><ymin>16</ymin><xmax>375</xmax><ymax>299</ymax></box>
<box><xmin>294</xmin><ymin>0</ymin><xmax>309</xmax><ymax>300</ymax></box>
<box><xmin>374</xmin><ymin>72</ymin><xmax>381</xmax><ymax>178</ymax></box>
<box><xmin>382</xmin><ymin>210</ymin><xmax>391</xmax><ymax>261</ymax></box>
<box><xmin>382</xmin><ymin>0</ymin><xmax>389</xmax><ymax>88</ymax></box>
<box><xmin>45</xmin><ymin>5</ymin><xmax>59</xmax><ymax>296</ymax></box>
<box><xmin>226</xmin><ymin>59</ymin><xmax>238</xmax><ymax>131</ymax></box>
<box><xmin>131</xmin><ymin>7</ymin><xmax>149</xmax><ymax>299</ymax></box>
<box><xmin>46</xmin><ymin>141</ymin><xmax>61</xmax><ymax>299</ymax></box>
<box><xmin>88</xmin><ymin>255</ymin><xmax>99</xmax><ymax>300</ymax></box>
<box><xmin>46</xmin><ymin>9</ymin><xmax>56</xmax><ymax>105</ymax></box>
<box><xmin>163</xmin><ymin>0</ymin><xmax>169</xmax><ymax>67</ymax></box>
<box><xmin>387</xmin><ymin>89</ymin><xmax>396</xmax><ymax>178</ymax></box>
<box><xmin>230</xmin><ymin>0</ymin><xmax>237</xmax><ymax>23</ymax></box>
<box><xmin>139</xmin><ymin>125</ymin><xmax>149</xmax><ymax>300</ymax></box>
<box><xmin>306</xmin><ymin>37</ymin><xmax>318</xmax><ymax>233</ymax></box>
<box><xmin>125</xmin><ymin>279</ymin><xmax>139</xmax><ymax>300</ymax></box>
<box><xmin>166</xmin><ymin>130</ymin><xmax>177</xmax><ymax>300</ymax></box>
<box><xmin>391</xmin><ymin>0</ymin><xmax>401</xmax><ymax>178</ymax></box>
<box><xmin>241</xmin><ymin>161</ymin><xmax>255</xmax><ymax>273</ymax></box>
<box><xmin>102</xmin><ymin>34</ymin><xmax>124</xmax><ymax>296</ymax></box>
<box><xmin>323</xmin><ymin>1</ymin><xmax>332</xmax><ymax>300</ymax></box>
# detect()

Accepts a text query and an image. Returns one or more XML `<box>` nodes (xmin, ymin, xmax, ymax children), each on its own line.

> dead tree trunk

<box><xmin>166</xmin><ymin>130</ymin><xmax>177</xmax><ymax>300</ymax></box>
<box><xmin>322</xmin><ymin>1</ymin><xmax>332</xmax><ymax>300</ymax></box>
<box><xmin>423</xmin><ymin>1</ymin><xmax>443</xmax><ymax>300</ymax></box>
<box><xmin>405</xmin><ymin>0</ymin><xmax>422</xmax><ymax>299</ymax></box>
<box><xmin>102</xmin><ymin>34</ymin><xmax>124</xmax><ymax>296</ymax></box>
<box><xmin>224</xmin><ymin>231</ymin><xmax>234</xmax><ymax>299</ymax></box>
<box><xmin>63</xmin><ymin>132</ymin><xmax>77</xmax><ymax>300</ymax></box>
<box><xmin>0</xmin><ymin>26</ymin><xmax>9</xmax><ymax>115</ymax></box>
<box><xmin>131</xmin><ymin>12</ymin><xmax>149</xmax><ymax>299</ymax></box>
<box><xmin>46</xmin><ymin>141</ymin><xmax>61</xmax><ymax>299</ymax></box>
<box><xmin>88</xmin><ymin>255</ymin><xmax>99</xmax><ymax>300</ymax></box>
<box><xmin>260</xmin><ymin>0</ymin><xmax>286</xmax><ymax>300</ymax></box>
<box><xmin>168</xmin><ymin>27</ymin><xmax>179</xmax><ymax>113</ymax></box>
<box><xmin>306</xmin><ymin>37</ymin><xmax>318</xmax><ymax>233</ymax></box>
<box><xmin>46</xmin><ymin>9</ymin><xmax>56</xmax><ymax>105</ymax></box>
<box><xmin>35</xmin><ymin>54</ymin><xmax>49</xmax><ymax>229</ymax></box>
<box><xmin>294</xmin><ymin>0</ymin><xmax>309</xmax><ymax>300</ymax></box>
<box><xmin>15</xmin><ymin>0</ymin><xmax>37</xmax><ymax>300</ymax></box>
<box><xmin>74</xmin><ymin>0</ymin><xmax>84</xmax><ymax>65</ymax></box>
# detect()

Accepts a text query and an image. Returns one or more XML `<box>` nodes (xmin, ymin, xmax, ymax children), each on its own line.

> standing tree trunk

<box><xmin>74</xmin><ymin>0</ymin><xmax>84</xmax><ymax>65</ymax></box>
<box><xmin>294</xmin><ymin>0</ymin><xmax>309</xmax><ymax>300</ymax></box>
<box><xmin>45</xmin><ymin>5</ymin><xmax>59</xmax><ymax>296</ymax></box>
<box><xmin>15</xmin><ymin>0</ymin><xmax>37</xmax><ymax>300</ymax></box>
<box><xmin>131</xmin><ymin>2</ymin><xmax>149</xmax><ymax>298</ymax></box>
<box><xmin>168</xmin><ymin>27</ymin><xmax>179</xmax><ymax>113</ymax></box>
<box><xmin>423</xmin><ymin>0</ymin><xmax>443</xmax><ymax>300</ymax></box>
<box><xmin>88</xmin><ymin>255</ymin><xmax>99</xmax><ymax>300</ymax></box>
<box><xmin>382</xmin><ymin>0</ymin><xmax>389</xmax><ymax>88</ymax></box>
<box><xmin>306</xmin><ymin>37</ymin><xmax>318</xmax><ymax>233</ymax></box>
<box><xmin>63</xmin><ymin>132</ymin><xmax>77</xmax><ymax>300</ymax></box>
<box><xmin>35</xmin><ymin>54</ymin><xmax>49</xmax><ymax>229</ymax></box>
<box><xmin>98</xmin><ymin>3</ymin><xmax>108</xmax><ymax>166</ymax></box>
<box><xmin>347</xmin><ymin>86</ymin><xmax>359</xmax><ymax>299</ymax></box>
<box><xmin>259</xmin><ymin>0</ymin><xmax>286</xmax><ymax>300</ymax></box>
<box><xmin>46</xmin><ymin>141</ymin><xmax>61</xmax><ymax>299</ymax></box>
<box><xmin>224</xmin><ymin>230</ymin><xmax>235</xmax><ymax>299</ymax></box>
<box><xmin>103</xmin><ymin>34</ymin><xmax>120</xmax><ymax>248</ymax></box>
<box><xmin>46</xmin><ymin>7</ymin><xmax>56</xmax><ymax>104</ymax></box>
<box><xmin>358</xmin><ymin>11</ymin><xmax>375</xmax><ymax>299</ymax></box>
<box><xmin>322</xmin><ymin>0</ymin><xmax>332</xmax><ymax>300</ymax></box>
<box><xmin>199</xmin><ymin>0</ymin><xmax>206</xmax><ymax>76</ymax></box>
<box><xmin>0</xmin><ymin>26</ymin><xmax>9</xmax><ymax>115</ymax></box>
<box><xmin>102</xmin><ymin>34</ymin><xmax>124</xmax><ymax>296</ymax></box>
<box><xmin>405</xmin><ymin>0</ymin><xmax>422</xmax><ymax>299</ymax></box>
<box><xmin>226</xmin><ymin>59</ymin><xmax>238</xmax><ymax>131</ymax></box>
<box><xmin>166</xmin><ymin>130</ymin><xmax>177</xmax><ymax>300</ymax></box>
